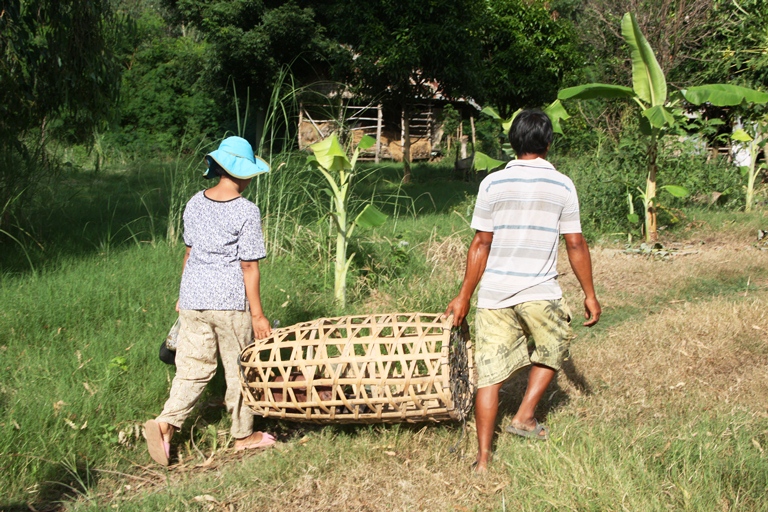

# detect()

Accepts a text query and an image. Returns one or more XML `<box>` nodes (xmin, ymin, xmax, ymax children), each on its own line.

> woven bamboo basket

<box><xmin>238</xmin><ymin>312</ymin><xmax>475</xmax><ymax>423</ymax></box>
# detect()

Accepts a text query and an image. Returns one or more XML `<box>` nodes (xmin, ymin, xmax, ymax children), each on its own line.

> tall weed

<box><xmin>165</xmin><ymin>135</ymin><xmax>212</xmax><ymax>246</ymax></box>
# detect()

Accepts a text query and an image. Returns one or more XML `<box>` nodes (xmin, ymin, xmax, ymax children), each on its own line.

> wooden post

<box><xmin>401</xmin><ymin>105</ymin><xmax>405</xmax><ymax>162</ymax></box>
<box><xmin>402</xmin><ymin>103</ymin><xmax>412</xmax><ymax>183</ymax></box>
<box><xmin>376</xmin><ymin>103</ymin><xmax>383</xmax><ymax>164</ymax></box>
<box><xmin>427</xmin><ymin>103</ymin><xmax>433</xmax><ymax>154</ymax></box>
<box><xmin>470</xmin><ymin>114</ymin><xmax>476</xmax><ymax>154</ymax></box>
<box><xmin>298</xmin><ymin>101</ymin><xmax>304</xmax><ymax>150</ymax></box>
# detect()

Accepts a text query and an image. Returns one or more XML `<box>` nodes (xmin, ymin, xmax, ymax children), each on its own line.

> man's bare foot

<box><xmin>473</xmin><ymin>451</ymin><xmax>492</xmax><ymax>473</ymax></box>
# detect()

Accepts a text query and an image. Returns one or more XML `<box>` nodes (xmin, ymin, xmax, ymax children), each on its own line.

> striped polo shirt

<box><xmin>471</xmin><ymin>158</ymin><xmax>581</xmax><ymax>309</ymax></box>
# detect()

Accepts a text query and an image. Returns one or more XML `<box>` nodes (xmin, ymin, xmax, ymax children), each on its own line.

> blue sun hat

<box><xmin>203</xmin><ymin>136</ymin><xmax>270</xmax><ymax>179</ymax></box>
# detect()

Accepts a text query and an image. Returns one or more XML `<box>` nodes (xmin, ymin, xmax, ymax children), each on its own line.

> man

<box><xmin>444</xmin><ymin>110</ymin><xmax>601</xmax><ymax>472</ymax></box>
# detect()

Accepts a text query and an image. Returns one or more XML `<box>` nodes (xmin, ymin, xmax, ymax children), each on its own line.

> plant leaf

<box><xmin>354</xmin><ymin>203</ymin><xmax>387</xmax><ymax>228</ymax></box>
<box><xmin>660</xmin><ymin>185</ymin><xmax>690</xmax><ymax>198</ymax></box>
<box><xmin>639</xmin><ymin>115</ymin><xmax>653</xmax><ymax>135</ymax></box>
<box><xmin>309</xmin><ymin>133</ymin><xmax>351</xmax><ymax>171</ymax></box>
<box><xmin>473</xmin><ymin>151</ymin><xmax>506</xmax><ymax>172</ymax></box>
<box><xmin>481</xmin><ymin>106</ymin><xmax>502</xmax><ymax>120</ymax></box>
<box><xmin>558</xmin><ymin>83</ymin><xmax>636</xmax><ymax>101</ymax></box>
<box><xmin>682</xmin><ymin>84</ymin><xmax>768</xmax><ymax>106</ymax></box>
<box><xmin>627</xmin><ymin>213</ymin><xmax>640</xmax><ymax>224</ymax></box>
<box><xmin>622</xmin><ymin>12</ymin><xmax>666</xmax><ymax>106</ymax></box>
<box><xmin>544</xmin><ymin>100</ymin><xmax>570</xmax><ymax>135</ymax></box>
<box><xmin>642</xmin><ymin>105</ymin><xmax>676</xmax><ymax>128</ymax></box>
<box><xmin>731</xmin><ymin>129</ymin><xmax>753</xmax><ymax>142</ymax></box>
<box><xmin>358</xmin><ymin>134</ymin><xmax>376</xmax><ymax>150</ymax></box>
<box><xmin>502</xmin><ymin>109</ymin><xmax>522</xmax><ymax>135</ymax></box>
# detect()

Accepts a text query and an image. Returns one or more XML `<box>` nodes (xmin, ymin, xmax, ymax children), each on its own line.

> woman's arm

<box><xmin>241</xmin><ymin>260</ymin><xmax>271</xmax><ymax>339</ymax></box>
<box><xmin>176</xmin><ymin>246</ymin><xmax>192</xmax><ymax>312</ymax></box>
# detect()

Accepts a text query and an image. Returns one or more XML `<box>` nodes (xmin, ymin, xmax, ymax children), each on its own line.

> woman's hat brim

<box><xmin>205</xmin><ymin>151</ymin><xmax>270</xmax><ymax>179</ymax></box>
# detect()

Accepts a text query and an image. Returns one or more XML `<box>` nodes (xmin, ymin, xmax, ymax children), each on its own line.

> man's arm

<box><xmin>563</xmin><ymin>233</ymin><xmax>601</xmax><ymax>327</ymax></box>
<box><xmin>443</xmin><ymin>230</ymin><xmax>493</xmax><ymax>327</ymax></box>
<box><xmin>241</xmin><ymin>260</ymin><xmax>271</xmax><ymax>339</ymax></box>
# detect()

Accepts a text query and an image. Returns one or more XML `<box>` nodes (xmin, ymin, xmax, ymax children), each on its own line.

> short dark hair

<box><xmin>508</xmin><ymin>109</ymin><xmax>553</xmax><ymax>156</ymax></box>
<box><xmin>204</xmin><ymin>157</ymin><xmax>228</xmax><ymax>180</ymax></box>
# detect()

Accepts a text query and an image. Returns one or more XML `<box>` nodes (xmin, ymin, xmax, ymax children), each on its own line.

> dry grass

<box><xmin>555</xmin><ymin>235</ymin><xmax>768</xmax><ymax>428</ymax></box>
<box><xmin>61</xmin><ymin>228</ymin><xmax>768</xmax><ymax>511</ymax></box>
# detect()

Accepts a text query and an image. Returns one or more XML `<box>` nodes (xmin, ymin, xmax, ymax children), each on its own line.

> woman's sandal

<box><xmin>234</xmin><ymin>431</ymin><xmax>276</xmax><ymax>452</ymax></box>
<box><xmin>144</xmin><ymin>420</ymin><xmax>171</xmax><ymax>466</ymax></box>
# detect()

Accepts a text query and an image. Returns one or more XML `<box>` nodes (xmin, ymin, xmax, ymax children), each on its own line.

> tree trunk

<box><xmin>645</xmin><ymin>138</ymin><xmax>658</xmax><ymax>242</ymax></box>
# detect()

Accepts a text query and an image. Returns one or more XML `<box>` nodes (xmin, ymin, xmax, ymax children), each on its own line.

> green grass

<box><xmin>1</xmin><ymin>158</ymin><xmax>768</xmax><ymax>510</ymax></box>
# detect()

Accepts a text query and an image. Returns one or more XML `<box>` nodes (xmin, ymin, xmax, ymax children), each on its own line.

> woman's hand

<box><xmin>252</xmin><ymin>314</ymin><xmax>272</xmax><ymax>340</ymax></box>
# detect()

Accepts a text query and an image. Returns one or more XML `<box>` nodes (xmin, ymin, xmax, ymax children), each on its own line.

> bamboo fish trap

<box><xmin>238</xmin><ymin>312</ymin><xmax>475</xmax><ymax>423</ymax></box>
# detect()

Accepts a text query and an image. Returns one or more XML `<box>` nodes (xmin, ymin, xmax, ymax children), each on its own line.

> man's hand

<box><xmin>564</xmin><ymin>233</ymin><xmax>601</xmax><ymax>328</ymax></box>
<box><xmin>582</xmin><ymin>296</ymin><xmax>601</xmax><ymax>327</ymax></box>
<box><xmin>442</xmin><ymin>231</ymin><xmax>493</xmax><ymax>328</ymax></box>
<box><xmin>443</xmin><ymin>296</ymin><xmax>471</xmax><ymax>327</ymax></box>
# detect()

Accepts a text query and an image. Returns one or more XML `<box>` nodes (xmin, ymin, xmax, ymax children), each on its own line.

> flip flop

<box><xmin>505</xmin><ymin>420</ymin><xmax>549</xmax><ymax>441</ymax></box>
<box><xmin>234</xmin><ymin>432</ymin><xmax>276</xmax><ymax>452</ymax></box>
<box><xmin>144</xmin><ymin>420</ymin><xmax>170</xmax><ymax>466</ymax></box>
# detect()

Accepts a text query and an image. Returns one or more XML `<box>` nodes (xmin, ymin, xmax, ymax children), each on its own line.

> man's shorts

<box><xmin>474</xmin><ymin>299</ymin><xmax>573</xmax><ymax>388</ymax></box>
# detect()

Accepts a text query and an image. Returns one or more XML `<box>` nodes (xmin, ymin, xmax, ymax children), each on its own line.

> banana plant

<box><xmin>729</xmin><ymin>120</ymin><xmax>768</xmax><ymax>212</ymax></box>
<box><xmin>558</xmin><ymin>12</ymin><xmax>768</xmax><ymax>241</ymax></box>
<box><xmin>473</xmin><ymin>100</ymin><xmax>571</xmax><ymax>172</ymax></box>
<box><xmin>307</xmin><ymin>133</ymin><xmax>387</xmax><ymax>309</ymax></box>
<box><xmin>627</xmin><ymin>183</ymin><xmax>690</xmax><ymax>238</ymax></box>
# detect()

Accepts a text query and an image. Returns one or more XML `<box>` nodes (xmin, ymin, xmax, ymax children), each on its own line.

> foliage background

<box><xmin>2</xmin><ymin>0</ymin><xmax>768</xmax><ymax>509</ymax></box>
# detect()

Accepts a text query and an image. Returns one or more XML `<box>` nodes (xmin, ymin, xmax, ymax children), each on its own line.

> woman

<box><xmin>144</xmin><ymin>136</ymin><xmax>276</xmax><ymax>466</ymax></box>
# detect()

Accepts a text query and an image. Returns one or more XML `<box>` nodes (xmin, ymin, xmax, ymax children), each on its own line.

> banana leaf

<box><xmin>558</xmin><ymin>83</ymin><xmax>635</xmax><ymax>101</ymax></box>
<box><xmin>660</xmin><ymin>185</ymin><xmax>689</xmax><ymax>198</ymax></box>
<box><xmin>642</xmin><ymin>105</ymin><xmax>676</xmax><ymax>129</ymax></box>
<box><xmin>544</xmin><ymin>100</ymin><xmax>570</xmax><ymax>135</ymax></box>
<box><xmin>309</xmin><ymin>133</ymin><xmax>351</xmax><ymax>171</ymax></box>
<box><xmin>681</xmin><ymin>84</ymin><xmax>768</xmax><ymax>107</ymax></box>
<box><xmin>473</xmin><ymin>151</ymin><xmax>506</xmax><ymax>172</ymax></box>
<box><xmin>622</xmin><ymin>12</ymin><xmax>666</xmax><ymax>106</ymax></box>
<box><xmin>354</xmin><ymin>203</ymin><xmax>388</xmax><ymax>228</ymax></box>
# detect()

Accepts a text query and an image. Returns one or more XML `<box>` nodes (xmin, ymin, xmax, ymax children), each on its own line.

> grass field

<box><xmin>1</xmin><ymin>160</ymin><xmax>767</xmax><ymax>511</ymax></box>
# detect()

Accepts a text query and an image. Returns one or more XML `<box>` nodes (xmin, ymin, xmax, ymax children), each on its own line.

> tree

<box><xmin>0</xmin><ymin>0</ymin><xmax>123</xmax><ymax>225</ymax></box>
<box><xmin>478</xmin><ymin>0</ymin><xmax>583</xmax><ymax>117</ymax></box>
<box><xmin>566</xmin><ymin>0</ymin><xmax>721</xmax><ymax>142</ymax></box>
<box><xmin>730</xmin><ymin>121</ymin><xmax>767</xmax><ymax>212</ymax></box>
<box><xmin>159</xmin><ymin>0</ymin><xmax>349</xmax><ymax>134</ymax></box>
<box><xmin>578</xmin><ymin>0</ymin><xmax>719</xmax><ymax>82</ymax></box>
<box><xmin>115</xmin><ymin>8</ymin><xmax>219</xmax><ymax>151</ymax></box>
<box><xmin>326</xmin><ymin>0</ymin><xmax>485</xmax><ymax>183</ymax></box>
<box><xmin>558</xmin><ymin>13</ymin><xmax>768</xmax><ymax>241</ymax></box>
<box><xmin>670</xmin><ymin>0</ymin><xmax>768</xmax><ymax>89</ymax></box>
<box><xmin>0</xmin><ymin>0</ymin><xmax>122</xmax><ymax>142</ymax></box>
